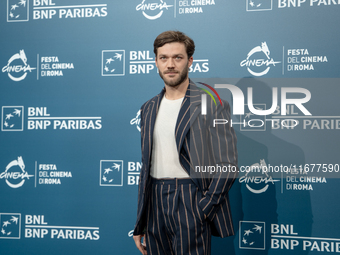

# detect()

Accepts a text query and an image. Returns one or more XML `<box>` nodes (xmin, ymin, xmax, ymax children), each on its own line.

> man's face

<box><xmin>155</xmin><ymin>42</ymin><xmax>193</xmax><ymax>87</ymax></box>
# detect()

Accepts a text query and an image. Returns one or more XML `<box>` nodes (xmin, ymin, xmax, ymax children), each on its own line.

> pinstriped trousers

<box><xmin>146</xmin><ymin>178</ymin><xmax>211</xmax><ymax>255</ymax></box>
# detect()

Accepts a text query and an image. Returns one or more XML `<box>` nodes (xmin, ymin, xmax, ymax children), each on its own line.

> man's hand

<box><xmin>133</xmin><ymin>234</ymin><xmax>147</xmax><ymax>255</ymax></box>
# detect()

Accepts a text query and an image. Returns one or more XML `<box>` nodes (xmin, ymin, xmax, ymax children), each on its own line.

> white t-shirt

<box><xmin>150</xmin><ymin>96</ymin><xmax>190</xmax><ymax>179</ymax></box>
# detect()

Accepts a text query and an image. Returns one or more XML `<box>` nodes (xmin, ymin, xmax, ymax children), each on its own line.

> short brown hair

<box><xmin>153</xmin><ymin>31</ymin><xmax>195</xmax><ymax>58</ymax></box>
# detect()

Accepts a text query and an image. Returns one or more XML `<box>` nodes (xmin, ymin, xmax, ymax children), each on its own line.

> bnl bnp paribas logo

<box><xmin>0</xmin><ymin>213</ymin><xmax>21</xmax><ymax>239</ymax></box>
<box><xmin>2</xmin><ymin>50</ymin><xmax>36</xmax><ymax>81</ymax></box>
<box><xmin>239</xmin><ymin>221</ymin><xmax>265</xmax><ymax>250</ymax></box>
<box><xmin>136</xmin><ymin>0</ymin><xmax>173</xmax><ymax>20</ymax></box>
<box><xmin>7</xmin><ymin>0</ymin><xmax>108</xmax><ymax>21</ymax></box>
<box><xmin>101</xmin><ymin>50</ymin><xmax>125</xmax><ymax>76</ymax></box>
<box><xmin>1</xmin><ymin>106</ymin><xmax>24</xmax><ymax>131</ymax></box>
<box><xmin>99</xmin><ymin>160</ymin><xmax>123</xmax><ymax>186</ymax></box>
<box><xmin>240</xmin><ymin>42</ymin><xmax>281</xmax><ymax>76</ymax></box>
<box><xmin>7</xmin><ymin>0</ymin><xmax>28</xmax><ymax>22</ymax></box>
<box><xmin>246</xmin><ymin>0</ymin><xmax>272</xmax><ymax>11</ymax></box>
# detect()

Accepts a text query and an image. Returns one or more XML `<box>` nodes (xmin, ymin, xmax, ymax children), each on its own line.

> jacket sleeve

<box><xmin>134</xmin><ymin>106</ymin><xmax>146</xmax><ymax>235</ymax></box>
<box><xmin>198</xmin><ymin>100</ymin><xmax>238</xmax><ymax>221</ymax></box>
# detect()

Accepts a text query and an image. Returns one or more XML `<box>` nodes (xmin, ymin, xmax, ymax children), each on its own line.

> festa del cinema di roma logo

<box><xmin>136</xmin><ymin>0</ymin><xmax>173</xmax><ymax>20</ymax></box>
<box><xmin>240</xmin><ymin>42</ymin><xmax>281</xmax><ymax>77</ymax></box>
<box><xmin>0</xmin><ymin>156</ymin><xmax>33</xmax><ymax>188</ymax></box>
<box><xmin>239</xmin><ymin>159</ymin><xmax>279</xmax><ymax>194</ymax></box>
<box><xmin>2</xmin><ymin>50</ymin><xmax>36</xmax><ymax>81</ymax></box>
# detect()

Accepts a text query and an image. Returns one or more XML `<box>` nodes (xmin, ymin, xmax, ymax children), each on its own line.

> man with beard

<box><xmin>133</xmin><ymin>31</ymin><xmax>238</xmax><ymax>255</ymax></box>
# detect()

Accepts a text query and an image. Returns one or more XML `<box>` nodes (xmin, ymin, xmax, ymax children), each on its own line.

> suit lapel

<box><xmin>144</xmin><ymin>88</ymin><xmax>165</xmax><ymax>172</ymax></box>
<box><xmin>175</xmin><ymin>81</ymin><xmax>202</xmax><ymax>153</ymax></box>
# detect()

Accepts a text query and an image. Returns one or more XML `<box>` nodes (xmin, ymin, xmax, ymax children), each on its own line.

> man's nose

<box><xmin>167</xmin><ymin>58</ymin><xmax>175</xmax><ymax>68</ymax></box>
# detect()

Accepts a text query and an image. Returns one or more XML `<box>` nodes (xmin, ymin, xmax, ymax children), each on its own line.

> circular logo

<box><xmin>2</xmin><ymin>50</ymin><xmax>36</xmax><ymax>81</ymax></box>
<box><xmin>239</xmin><ymin>159</ymin><xmax>279</xmax><ymax>194</ymax></box>
<box><xmin>1</xmin><ymin>157</ymin><xmax>33</xmax><ymax>188</ymax></box>
<box><xmin>136</xmin><ymin>0</ymin><xmax>173</xmax><ymax>20</ymax></box>
<box><xmin>240</xmin><ymin>42</ymin><xmax>280</xmax><ymax>77</ymax></box>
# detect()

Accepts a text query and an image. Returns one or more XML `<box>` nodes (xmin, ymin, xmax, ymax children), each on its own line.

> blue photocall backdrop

<box><xmin>0</xmin><ymin>1</ymin><xmax>339</xmax><ymax>254</ymax></box>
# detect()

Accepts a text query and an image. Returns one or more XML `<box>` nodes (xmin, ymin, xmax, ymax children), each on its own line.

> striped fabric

<box><xmin>134</xmin><ymin>80</ymin><xmax>238</xmax><ymax>239</ymax></box>
<box><xmin>146</xmin><ymin>178</ymin><xmax>211</xmax><ymax>255</ymax></box>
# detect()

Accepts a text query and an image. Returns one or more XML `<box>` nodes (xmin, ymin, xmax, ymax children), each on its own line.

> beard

<box><xmin>159</xmin><ymin>64</ymin><xmax>189</xmax><ymax>87</ymax></box>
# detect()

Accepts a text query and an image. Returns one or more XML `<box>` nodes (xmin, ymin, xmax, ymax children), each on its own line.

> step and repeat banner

<box><xmin>1</xmin><ymin>1</ymin><xmax>339</xmax><ymax>254</ymax></box>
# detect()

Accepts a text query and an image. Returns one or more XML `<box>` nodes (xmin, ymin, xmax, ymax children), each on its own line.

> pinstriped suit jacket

<box><xmin>134</xmin><ymin>80</ymin><xmax>238</xmax><ymax>238</ymax></box>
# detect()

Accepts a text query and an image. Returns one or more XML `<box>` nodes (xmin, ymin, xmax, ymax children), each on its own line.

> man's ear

<box><xmin>155</xmin><ymin>57</ymin><xmax>158</xmax><ymax>68</ymax></box>
<box><xmin>188</xmin><ymin>56</ymin><xmax>193</xmax><ymax>68</ymax></box>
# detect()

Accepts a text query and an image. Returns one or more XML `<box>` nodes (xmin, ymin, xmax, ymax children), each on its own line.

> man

<box><xmin>133</xmin><ymin>31</ymin><xmax>238</xmax><ymax>255</ymax></box>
